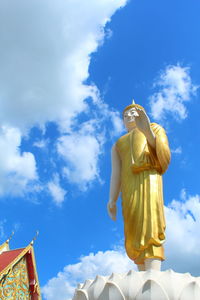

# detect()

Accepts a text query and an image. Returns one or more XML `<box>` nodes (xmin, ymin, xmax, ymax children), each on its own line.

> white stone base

<box><xmin>72</xmin><ymin>269</ymin><xmax>200</xmax><ymax>300</ymax></box>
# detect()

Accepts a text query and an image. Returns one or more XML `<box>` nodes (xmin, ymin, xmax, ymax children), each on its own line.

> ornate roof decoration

<box><xmin>0</xmin><ymin>233</ymin><xmax>41</xmax><ymax>299</ymax></box>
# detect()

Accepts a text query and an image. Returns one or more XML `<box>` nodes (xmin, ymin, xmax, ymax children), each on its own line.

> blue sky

<box><xmin>0</xmin><ymin>0</ymin><xmax>200</xmax><ymax>299</ymax></box>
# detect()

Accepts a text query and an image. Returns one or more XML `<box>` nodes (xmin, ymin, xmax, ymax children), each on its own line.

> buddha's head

<box><xmin>123</xmin><ymin>102</ymin><xmax>145</xmax><ymax>131</ymax></box>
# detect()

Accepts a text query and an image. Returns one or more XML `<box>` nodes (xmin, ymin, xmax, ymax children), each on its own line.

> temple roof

<box><xmin>0</xmin><ymin>247</ymin><xmax>25</xmax><ymax>275</ymax></box>
<box><xmin>0</xmin><ymin>235</ymin><xmax>41</xmax><ymax>299</ymax></box>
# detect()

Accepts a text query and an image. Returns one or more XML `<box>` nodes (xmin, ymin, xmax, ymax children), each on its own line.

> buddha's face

<box><xmin>123</xmin><ymin>107</ymin><xmax>138</xmax><ymax>131</ymax></box>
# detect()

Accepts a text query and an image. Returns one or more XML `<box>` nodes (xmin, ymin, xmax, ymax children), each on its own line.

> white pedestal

<box><xmin>72</xmin><ymin>269</ymin><xmax>200</xmax><ymax>300</ymax></box>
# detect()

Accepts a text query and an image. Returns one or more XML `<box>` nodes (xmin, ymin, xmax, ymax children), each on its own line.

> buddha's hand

<box><xmin>134</xmin><ymin>107</ymin><xmax>151</xmax><ymax>135</ymax></box>
<box><xmin>107</xmin><ymin>200</ymin><xmax>117</xmax><ymax>221</ymax></box>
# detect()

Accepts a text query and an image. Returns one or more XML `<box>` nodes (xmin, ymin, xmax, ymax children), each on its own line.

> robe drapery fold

<box><xmin>116</xmin><ymin>123</ymin><xmax>170</xmax><ymax>264</ymax></box>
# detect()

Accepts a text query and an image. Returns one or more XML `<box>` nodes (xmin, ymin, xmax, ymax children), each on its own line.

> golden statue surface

<box><xmin>108</xmin><ymin>103</ymin><xmax>171</xmax><ymax>271</ymax></box>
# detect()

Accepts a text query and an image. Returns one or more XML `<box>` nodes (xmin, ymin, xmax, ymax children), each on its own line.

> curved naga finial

<box><xmin>6</xmin><ymin>231</ymin><xmax>15</xmax><ymax>244</ymax></box>
<box><xmin>30</xmin><ymin>230</ymin><xmax>39</xmax><ymax>245</ymax></box>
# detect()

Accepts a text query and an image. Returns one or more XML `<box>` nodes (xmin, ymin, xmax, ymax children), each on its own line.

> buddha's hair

<box><xmin>123</xmin><ymin>104</ymin><xmax>145</xmax><ymax>116</ymax></box>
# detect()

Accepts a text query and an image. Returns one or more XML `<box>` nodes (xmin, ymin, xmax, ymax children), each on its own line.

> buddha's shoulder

<box><xmin>117</xmin><ymin>132</ymin><xmax>130</xmax><ymax>142</ymax></box>
<box><xmin>115</xmin><ymin>132</ymin><xmax>130</xmax><ymax>149</ymax></box>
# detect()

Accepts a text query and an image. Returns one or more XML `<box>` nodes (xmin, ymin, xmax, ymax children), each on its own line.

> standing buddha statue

<box><xmin>107</xmin><ymin>102</ymin><xmax>171</xmax><ymax>271</ymax></box>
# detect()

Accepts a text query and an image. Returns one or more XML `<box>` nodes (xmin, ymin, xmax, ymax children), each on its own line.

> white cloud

<box><xmin>33</xmin><ymin>139</ymin><xmax>49</xmax><ymax>149</ymax></box>
<box><xmin>180</xmin><ymin>188</ymin><xmax>187</xmax><ymax>201</ymax></box>
<box><xmin>163</xmin><ymin>191</ymin><xmax>200</xmax><ymax>276</ymax></box>
<box><xmin>171</xmin><ymin>146</ymin><xmax>182</xmax><ymax>154</ymax></box>
<box><xmin>0</xmin><ymin>0</ymin><xmax>127</xmax><ymax>131</ymax></box>
<box><xmin>149</xmin><ymin>64</ymin><xmax>198</xmax><ymax>121</ymax></box>
<box><xmin>57</xmin><ymin>121</ymin><xmax>103</xmax><ymax>190</ymax></box>
<box><xmin>109</xmin><ymin>111</ymin><xmax>124</xmax><ymax>136</ymax></box>
<box><xmin>0</xmin><ymin>126</ymin><xmax>37</xmax><ymax>196</ymax></box>
<box><xmin>0</xmin><ymin>220</ymin><xmax>6</xmax><ymax>240</ymax></box>
<box><xmin>57</xmin><ymin>100</ymin><xmax>124</xmax><ymax>190</ymax></box>
<box><xmin>0</xmin><ymin>0</ymin><xmax>127</xmax><ymax>196</ymax></box>
<box><xmin>48</xmin><ymin>174</ymin><xmax>67</xmax><ymax>206</ymax></box>
<box><xmin>42</xmin><ymin>248</ymin><xmax>133</xmax><ymax>300</ymax></box>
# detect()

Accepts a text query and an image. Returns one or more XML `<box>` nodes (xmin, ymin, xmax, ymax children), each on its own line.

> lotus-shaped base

<box><xmin>72</xmin><ymin>269</ymin><xmax>200</xmax><ymax>300</ymax></box>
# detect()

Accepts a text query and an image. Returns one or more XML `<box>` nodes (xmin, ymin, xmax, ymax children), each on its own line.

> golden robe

<box><xmin>116</xmin><ymin>123</ymin><xmax>171</xmax><ymax>264</ymax></box>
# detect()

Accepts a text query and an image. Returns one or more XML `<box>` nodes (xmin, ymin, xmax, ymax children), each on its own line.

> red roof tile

<box><xmin>0</xmin><ymin>248</ymin><xmax>25</xmax><ymax>273</ymax></box>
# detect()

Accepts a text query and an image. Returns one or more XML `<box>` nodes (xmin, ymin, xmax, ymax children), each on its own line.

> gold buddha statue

<box><xmin>107</xmin><ymin>101</ymin><xmax>171</xmax><ymax>271</ymax></box>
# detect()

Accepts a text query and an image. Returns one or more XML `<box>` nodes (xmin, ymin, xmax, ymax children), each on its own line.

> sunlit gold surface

<box><xmin>0</xmin><ymin>256</ymin><xmax>30</xmax><ymax>299</ymax></box>
<box><xmin>116</xmin><ymin>123</ymin><xmax>170</xmax><ymax>264</ymax></box>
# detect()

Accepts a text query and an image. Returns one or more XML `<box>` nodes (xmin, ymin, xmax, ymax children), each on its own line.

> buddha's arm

<box><xmin>107</xmin><ymin>144</ymin><xmax>121</xmax><ymax>221</ymax></box>
<box><xmin>151</xmin><ymin>124</ymin><xmax>171</xmax><ymax>173</ymax></box>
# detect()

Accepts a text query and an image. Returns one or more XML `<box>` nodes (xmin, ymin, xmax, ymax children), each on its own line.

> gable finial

<box><xmin>30</xmin><ymin>230</ymin><xmax>39</xmax><ymax>246</ymax></box>
<box><xmin>6</xmin><ymin>231</ymin><xmax>14</xmax><ymax>244</ymax></box>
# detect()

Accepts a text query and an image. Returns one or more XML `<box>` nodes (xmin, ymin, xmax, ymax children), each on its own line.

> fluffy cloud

<box><xmin>0</xmin><ymin>220</ymin><xmax>6</xmax><ymax>240</ymax></box>
<box><xmin>0</xmin><ymin>0</ymin><xmax>127</xmax><ymax>196</ymax></box>
<box><xmin>0</xmin><ymin>0</ymin><xmax>127</xmax><ymax>130</ymax></box>
<box><xmin>171</xmin><ymin>146</ymin><xmax>182</xmax><ymax>154</ymax></box>
<box><xmin>47</xmin><ymin>173</ymin><xmax>67</xmax><ymax>206</ymax></box>
<box><xmin>42</xmin><ymin>249</ymin><xmax>133</xmax><ymax>300</ymax></box>
<box><xmin>109</xmin><ymin>111</ymin><xmax>124</xmax><ymax>137</ymax></box>
<box><xmin>56</xmin><ymin>100</ymin><xmax>124</xmax><ymax>189</ymax></box>
<box><xmin>57</xmin><ymin>119</ymin><xmax>104</xmax><ymax>189</ymax></box>
<box><xmin>0</xmin><ymin>126</ymin><xmax>37</xmax><ymax>196</ymax></box>
<box><xmin>33</xmin><ymin>139</ymin><xmax>49</xmax><ymax>149</ymax></box>
<box><xmin>42</xmin><ymin>191</ymin><xmax>200</xmax><ymax>299</ymax></box>
<box><xmin>163</xmin><ymin>191</ymin><xmax>200</xmax><ymax>276</ymax></box>
<box><xmin>149</xmin><ymin>64</ymin><xmax>198</xmax><ymax>121</ymax></box>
